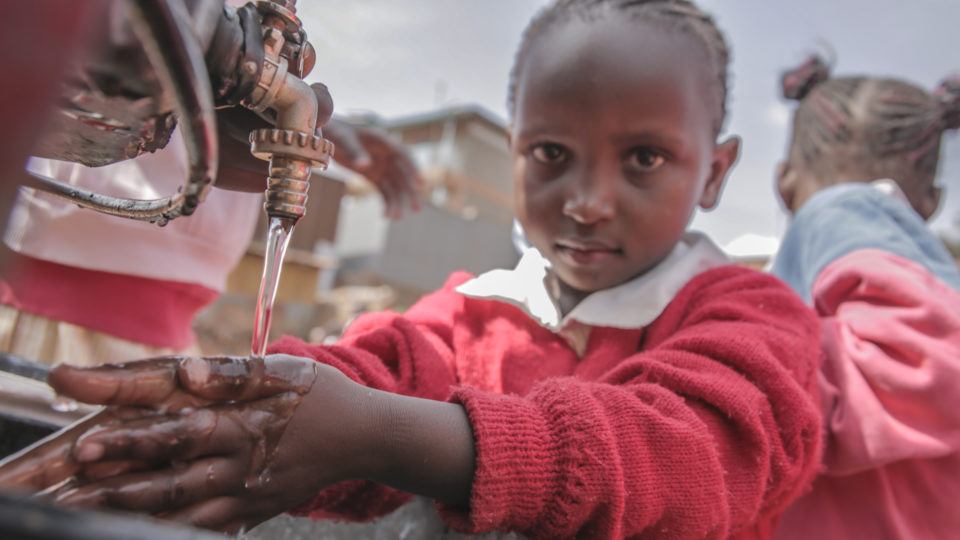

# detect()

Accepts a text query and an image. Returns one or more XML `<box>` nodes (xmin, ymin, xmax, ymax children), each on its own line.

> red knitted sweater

<box><xmin>269</xmin><ymin>265</ymin><xmax>822</xmax><ymax>539</ymax></box>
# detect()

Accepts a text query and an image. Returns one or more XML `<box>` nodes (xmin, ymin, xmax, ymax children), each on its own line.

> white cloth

<box><xmin>457</xmin><ymin>231</ymin><xmax>730</xmax><ymax>354</ymax></box>
<box><xmin>5</xmin><ymin>130</ymin><xmax>262</xmax><ymax>291</ymax></box>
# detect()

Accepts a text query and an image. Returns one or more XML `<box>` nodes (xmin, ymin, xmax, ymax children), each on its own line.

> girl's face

<box><xmin>511</xmin><ymin>17</ymin><xmax>740</xmax><ymax>296</ymax></box>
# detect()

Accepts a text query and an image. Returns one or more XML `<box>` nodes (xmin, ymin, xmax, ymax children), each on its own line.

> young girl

<box><xmin>770</xmin><ymin>56</ymin><xmax>960</xmax><ymax>539</ymax></box>
<box><xmin>5</xmin><ymin>1</ymin><xmax>822</xmax><ymax>538</ymax></box>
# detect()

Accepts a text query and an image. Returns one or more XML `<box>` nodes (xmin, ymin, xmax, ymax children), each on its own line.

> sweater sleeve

<box><xmin>438</xmin><ymin>266</ymin><xmax>822</xmax><ymax>539</ymax></box>
<box><xmin>813</xmin><ymin>249</ymin><xmax>960</xmax><ymax>475</ymax></box>
<box><xmin>267</xmin><ymin>272</ymin><xmax>471</xmax><ymax>521</ymax></box>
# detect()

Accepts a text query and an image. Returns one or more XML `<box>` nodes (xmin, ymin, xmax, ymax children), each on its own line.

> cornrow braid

<box><xmin>783</xmin><ymin>55</ymin><xmax>956</xmax><ymax>180</ymax></box>
<box><xmin>507</xmin><ymin>0</ymin><xmax>731</xmax><ymax>135</ymax></box>
<box><xmin>789</xmin><ymin>76</ymin><xmax>863</xmax><ymax>170</ymax></box>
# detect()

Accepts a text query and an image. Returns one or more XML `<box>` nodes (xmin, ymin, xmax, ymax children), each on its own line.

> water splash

<box><xmin>250</xmin><ymin>217</ymin><xmax>295</xmax><ymax>357</ymax></box>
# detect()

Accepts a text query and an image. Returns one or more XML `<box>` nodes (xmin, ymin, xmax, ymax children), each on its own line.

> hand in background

<box><xmin>323</xmin><ymin>117</ymin><xmax>423</xmax><ymax>219</ymax></box>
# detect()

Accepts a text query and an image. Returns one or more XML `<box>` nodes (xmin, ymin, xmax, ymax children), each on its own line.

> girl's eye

<box><xmin>625</xmin><ymin>148</ymin><xmax>666</xmax><ymax>172</ymax></box>
<box><xmin>530</xmin><ymin>143</ymin><xmax>568</xmax><ymax>164</ymax></box>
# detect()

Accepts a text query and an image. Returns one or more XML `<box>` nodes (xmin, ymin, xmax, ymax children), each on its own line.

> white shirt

<box><xmin>5</xmin><ymin>130</ymin><xmax>262</xmax><ymax>291</ymax></box>
<box><xmin>456</xmin><ymin>232</ymin><xmax>730</xmax><ymax>355</ymax></box>
<box><xmin>870</xmin><ymin>178</ymin><xmax>911</xmax><ymax>203</ymax></box>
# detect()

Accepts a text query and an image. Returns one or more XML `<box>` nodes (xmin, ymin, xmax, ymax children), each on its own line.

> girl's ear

<box><xmin>776</xmin><ymin>160</ymin><xmax>798</xmax><ymax>214</ymax></box>
<box><xmin>699</xmin><ymin>136</ymin><xmax>741</xmax><ymax>210</ymax></box>
<box><xmin>917</xmin><ymin>184</ymin><xmax>943</xmax><ymax>221</ymax></box>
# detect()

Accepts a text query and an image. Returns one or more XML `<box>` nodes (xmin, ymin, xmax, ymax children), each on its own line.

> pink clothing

<box><xmin>0</xmin><ymin>253</ymin><xmax>216</xmax><ymax>350</ymax></box>
<box><xmin>2</xmin><ymin>129</ymin><xmax>260</xmax><ymax>350</ymax></box>
<box><xmin>7</xmin><ymin>130</ymin><xmax>261</xmax><ymax>292</ymax></box>
<box><xmin>776</xmin><ymin>249</ymin><xmax>960</xmax><ymax>539</ymax></box>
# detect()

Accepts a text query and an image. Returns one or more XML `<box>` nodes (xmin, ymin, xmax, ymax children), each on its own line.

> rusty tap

<box><xmin>243</xmin><ymin>0</ymin><xmax>333</xmax><ymax>223</ymax></box>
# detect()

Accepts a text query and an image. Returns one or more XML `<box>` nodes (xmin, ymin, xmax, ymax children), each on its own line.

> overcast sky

<box><xmin>298</xmin><ymin>0</ymin><xmax>960</xmax><ymax>248</ymax></box>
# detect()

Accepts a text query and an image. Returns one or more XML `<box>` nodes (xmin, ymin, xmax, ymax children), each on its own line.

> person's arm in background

<box><xmin>320</xmin><ymin>118</ymin><xmax>423</xmax><ymax>219</ymax></box>
<box><xmin>810</xmin><ymin>251</ymin><xmax>960</xmax><ymax>474</ymax></box>
<box><xmin>0</xmin><ymin>2</ymin><xmax>108</xmax><ymax>273</ymax></box>
<box><xmin>772</xmin><ymin>182</ymin><xmax>960</xmax><ymax>474</ymax></box>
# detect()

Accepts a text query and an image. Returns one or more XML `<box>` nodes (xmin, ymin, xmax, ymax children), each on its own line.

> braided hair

<box><xmin>507</xmin><ymin>0</ymin><xmax>732</xmax><ymax>135</ymax></box>
<box><xmin>781</xmin><ymin>55</ymin><xmax>960</xmax><ymax>187</ymax></box>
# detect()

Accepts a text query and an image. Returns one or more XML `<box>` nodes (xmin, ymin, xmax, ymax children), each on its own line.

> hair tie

<box><xmin>781</xmin><ymin>55</ymin><xmax>831</xmax><ymax>101</ymax></box>
<box><xmin>934</xmin><ymin>75</ymin><xmax>960</xmax><ymax>131</ymax></box>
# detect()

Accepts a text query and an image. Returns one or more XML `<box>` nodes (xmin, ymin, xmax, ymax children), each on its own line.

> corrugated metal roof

<box><xmin>383</xmin><ymin>104</ymin><xmax>508</xmax><ymax>133</ymax></box>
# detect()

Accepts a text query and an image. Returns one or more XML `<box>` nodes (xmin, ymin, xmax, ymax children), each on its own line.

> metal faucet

<box><xmin>17</xmin><ymin>0</ymin><xmax>334</xmax><ymax>354</ymax></box>
<box><xmin>244</xmin><ymin>0</ymin><xmax>333</xmax><ymax>224</ymax></box>
<box><xmin>21</xmin><ymin>0</ymin><xmax>334</xmax><ymax>227</ymax></box>
<box><xmin>241</xmin><ymin>0</ymin><xmax>334</xmax><ymax>356</ymax></box>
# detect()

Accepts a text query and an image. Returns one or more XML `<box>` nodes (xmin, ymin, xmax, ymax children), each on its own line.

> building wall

<box><xmin>366</xmin><ymin>113</ymin><xmax>517</xmax><ymax>295</ymax></box>
<box><xmin>373</xmin><ymin>203</ymin><xmax>518</xmax><ymax>295</ymax></box>
<box><xmin>334</xmin><ymin>195</ymin><xmax>390</xmax><ymax>258</ymax></box>
<box><xmin>397</xmin><ymin>115</ymin><xmax>512</xmax><ymax>221</ymax></box>
<box><xmin>248</xmin><ymin>173</ymin><xmax>346</xmax><ymax>253</ymax></box>
<box><xmin>454</xmin><ymin>120</ymin><xmax>513</xmax><ymax>223</ymax></box>
<box><xmin>458</xmin><ymin>120</ymin><xmax>513</xmax><ymax>197</ymax></box>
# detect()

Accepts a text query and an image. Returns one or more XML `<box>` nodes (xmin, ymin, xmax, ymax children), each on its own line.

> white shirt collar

<box><xmin>456</xmin><ymin>231</ymin><xmax>730</xmax><ymax>332</ymax></box>
<box><xmin>870</xmin><ymin>178</ymin><xmax>911</xmax><ymax>204</ymax></box>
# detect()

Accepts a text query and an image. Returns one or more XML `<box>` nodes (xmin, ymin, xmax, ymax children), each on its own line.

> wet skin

<box><xmin>0</xmin><ymin>356</ymin><xmax>355</xmax><ymax>531</ymax></box>
<box><xmin>0</xmin><ymin>357</ymin><xmax>316</xmax><ymax>493</ymax></box>
<box><xmin>0</xmin><ymin>354</ymin><xmax>475</xmax><ymax>533</ymax></box>
<box><xmin>0</xmin><ymin>357</ymin><xmax>202</xmax><ymax>493</ymax></box>
<box><xmin>0</xmin><ymin>15</ymin><xmax>743</xmax><ymax>534</ymax></box>
<box><xmin>48</xmin><ymin>356</ymin><xmax>324</xmax><ymax>531</ymax></box>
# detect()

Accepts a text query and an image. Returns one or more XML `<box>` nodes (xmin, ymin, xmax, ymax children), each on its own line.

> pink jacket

<box><xmin>776</xmin><ymin>249</ymin><xmax>960</xmax><ymax>539</ymax></box>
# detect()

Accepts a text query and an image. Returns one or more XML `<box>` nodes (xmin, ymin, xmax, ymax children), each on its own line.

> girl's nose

<box><xmin>563</xmin><ymin>176</ymin><xmax>615</xmax><ymax>225</ymax></box>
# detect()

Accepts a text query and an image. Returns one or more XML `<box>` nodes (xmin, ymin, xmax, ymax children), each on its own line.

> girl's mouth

<box><xmin>555</xmin><ymin>239</ymin><xmax>622</xmax><ymax>267</ymax></box>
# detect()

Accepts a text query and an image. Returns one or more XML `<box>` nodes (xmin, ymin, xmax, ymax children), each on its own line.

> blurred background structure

<box><xmin>197</xmin><ymin>0</ymin><xmax>960</xmax><ymax>353</ymax></box>
<box><xmin>196</xmin><ymin>105</ymin><xmax>519</xmax><ymax>353</ymax></box>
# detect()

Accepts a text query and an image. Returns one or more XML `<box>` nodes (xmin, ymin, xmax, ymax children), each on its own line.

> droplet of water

<box><xmin>205</xmin><ymin>463</ymin><xmax>216</xmax><ymax>486</ymax></box>
<box><xmin>258</xmin><ymin>470</ymin><xmax>272</xmax><ymax>486</ymax></box>
<box><xmin>51</xmin><ymin>395</ymin><xmax>78</xmax><ymax>413</ymax></box>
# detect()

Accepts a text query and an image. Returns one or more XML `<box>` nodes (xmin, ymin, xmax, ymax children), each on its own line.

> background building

<box><xmin>196</xmin><ymin>105</ymin><xmax>517</xmax><ymax>353</ymax></box>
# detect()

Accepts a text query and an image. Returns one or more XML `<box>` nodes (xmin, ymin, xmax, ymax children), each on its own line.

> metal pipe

<box><xmin>272</xmin><ymin>70</ymin><xmax>318</xmax><ymax>135</ymax></box>
<box><xmin>123</xmin><ymin>0</ymin><xmax>219</xmax><ymax>219</ymax></box>
<box><xmin>24</xmin><ymin>173</ymin><xmax>188</xmax><ymax>222</ymax></box>
<box><xmin>28</xmin><ymin>0</ymin><xmax>219</xmax><ymax>225</ymax></box>
<box><xmin>244</xmin><ymin>17</ymin><xmax>331</xmax><ymax>223</ymax></box>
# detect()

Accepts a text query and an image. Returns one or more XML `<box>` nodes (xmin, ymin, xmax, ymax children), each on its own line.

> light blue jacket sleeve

<box><xmin>771</xmin><ymin>183</ymin><xmax>960</xmax><ymax>302</ymax></box>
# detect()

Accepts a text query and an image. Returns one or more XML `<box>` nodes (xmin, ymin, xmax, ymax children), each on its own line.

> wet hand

<box><xmin>1</xmin><ymin>354</ymin><xmax>475</xmax><ymax>532</ymax></box>
<box><xmin>322</xmin><ymin>119</ymin><xmax>424</xmax><ymax>219</ymax></box>
<box><xmin>0</xmin><ymin>357</ymin><xmax>208</xmax><ymax>494</ymax></box>
<box><xmin>41</xmin><ymin>355</ymin><xmax>373</xmax><ymax>533</ymax></box>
